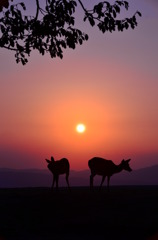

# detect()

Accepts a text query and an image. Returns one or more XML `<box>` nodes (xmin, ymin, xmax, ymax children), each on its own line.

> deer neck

<box><xmin>114</xmin><ymin>163</ymin><xmax>124</xmax><ymax>174</ymax></box>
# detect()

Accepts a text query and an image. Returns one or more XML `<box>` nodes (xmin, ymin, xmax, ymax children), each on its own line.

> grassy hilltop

<box><xmin>0</xmin><ymin>186</ymin><xmax>158</xmax><ymax>240</ymax></box>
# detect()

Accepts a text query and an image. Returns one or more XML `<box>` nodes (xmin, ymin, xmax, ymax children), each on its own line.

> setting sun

<box><xmin>76</xmin><ymin>123</ymin><xmax>86</xmax><ymax>133</ymax></box>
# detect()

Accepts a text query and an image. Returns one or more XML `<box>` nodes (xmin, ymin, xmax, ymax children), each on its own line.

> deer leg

<box><xmin>90</xmin><ymin>174</ymin><xmax>95</xmax><ymax>189</ymax></box>
<box><xmin>100</xmin><ymin>175</ymin><xmax>106</xmax><ymax>190</ymax></box>
<box><xmin>55</xmin><ymin>175</ymin><xmax>59</xmax><ymax>191</ymax></box>
<box><xmin>66</xmin><ymin>173</ymin><xmax>70</xmax><ymax>190</ymax></box>
<box><xmin>51</xmin><ymin>175</ymin><xmax>56</xmax><ymax>190</ymax></box>
<box><xmin>107</xmin><ymin>176</ymin><xmax>110</xmax><ymax>192</ymax></box>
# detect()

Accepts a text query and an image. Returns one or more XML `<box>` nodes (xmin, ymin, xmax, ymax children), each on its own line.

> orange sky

<box><xmin>0</xmin><ymin>0</ymin><xmax>158</xmax><ymax>170</ymax></box>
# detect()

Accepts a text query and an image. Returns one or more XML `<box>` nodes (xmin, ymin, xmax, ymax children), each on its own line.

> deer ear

<box><xmin>45</xmin><ymin>159</ymin><xmax>51</xmax><ymax>163</ymax></box>
<box><xmin>127</xmin><ymin>159</ymin><xmax>131</xmax><ymax>162</ymax></box>
<box><xmin>51</xmin><ymin>156</ymin><xmax>54</xmax><ymax>162</ymax></box>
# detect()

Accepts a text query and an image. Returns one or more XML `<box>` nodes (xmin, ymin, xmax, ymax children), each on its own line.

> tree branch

<box><xmin>77</xmin><ymin>0</ymin><xmax>88</xmax><ymax>13</ymax></box>
<box><xmin>2</xmin><ymin>45</ymin><xmax>17</xmax><ymax>51</ymax></box>
<box><xmin>35</xmin><ymin>0</ymin><xmax>40</xmax><ymax>20</ymax></box>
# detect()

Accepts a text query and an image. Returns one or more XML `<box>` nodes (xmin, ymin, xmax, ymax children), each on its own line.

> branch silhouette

<box><xmin>0</xmin><ymin>0</ymin><xmax>141</xmax><ymax>65</ymax></box>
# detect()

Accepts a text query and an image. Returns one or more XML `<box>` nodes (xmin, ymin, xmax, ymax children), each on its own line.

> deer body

<box><xmin>88</xmin><ymin>157</ymin><xmax>132</xmax><ymax>190</ymax></box>
<box><xmin>46</xmin><ymin>157</ymin><xmax>70</xmax><ymax>190</ymax></box>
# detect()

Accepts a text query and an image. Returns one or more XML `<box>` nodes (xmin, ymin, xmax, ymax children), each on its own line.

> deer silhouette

<box><xmin>45</xmin><ymin>156</ymin><xmax>70</xmax><ymax>190</ymax></box>
<box><xmin>88</xmin><ymin>157</ymin><xmax>132</xmax><ymax>190</ymax></box>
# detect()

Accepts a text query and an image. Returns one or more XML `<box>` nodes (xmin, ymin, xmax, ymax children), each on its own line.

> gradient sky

<box><xmin>0</xmin><ymin>0</ymin><xmax>158</xmax><ymax>170</ymax></box>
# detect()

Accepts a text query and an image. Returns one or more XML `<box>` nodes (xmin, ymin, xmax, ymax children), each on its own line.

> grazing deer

<box><xmin>88</xmin><ymin>157</ymin><xmax>132</xmax><ymax>190</ymax></box>
<box><xmin>45</xmin><ymin>156</ymin><xmax>70</xmax><ymax>190</ymax></box>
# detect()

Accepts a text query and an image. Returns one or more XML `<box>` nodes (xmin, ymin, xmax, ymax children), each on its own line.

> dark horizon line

<box><xmin>0</xmin><ymin>164</ymin><xmax>158</xmax><ymax>172</ymax></box>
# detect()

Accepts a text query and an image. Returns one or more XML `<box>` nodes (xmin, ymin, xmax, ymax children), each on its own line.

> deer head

<box><xmin>45</xmin><ymin>156</ymin><xmax>55</xmax><ymax>171</ymax></box>
<box><xmin>121</xmin><ymin>159</ymin><xmax>132</xmax><ymax>172</ymax></box>
<box><xmin>46</xmin><ymin>156</ymin><xmax>54</xmax><ymax>163</ymax></box>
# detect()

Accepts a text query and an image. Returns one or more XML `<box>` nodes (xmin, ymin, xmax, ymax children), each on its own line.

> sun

<box><xmin>76</xmin><ymin>123</ymin><xmax>86</xmax><ymax>133</ymax></box>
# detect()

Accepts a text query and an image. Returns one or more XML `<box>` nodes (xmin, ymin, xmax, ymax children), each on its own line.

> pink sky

<box><xmin>0</xmin><ymin>0</ymin><xmax>158</xmax><ymax>170</ymax></box>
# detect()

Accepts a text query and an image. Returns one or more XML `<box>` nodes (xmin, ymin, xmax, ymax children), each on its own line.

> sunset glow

<box><xmin>76</xmin><ymin>124</ymin><xmax>86</xmax><ymax>133</ymax></box>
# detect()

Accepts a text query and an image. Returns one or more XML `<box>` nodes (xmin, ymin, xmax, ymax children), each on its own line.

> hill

<box><xmin>0</xmin><ymin>165</ymin><xmax>158</xmax><ymax>188</ymax></box>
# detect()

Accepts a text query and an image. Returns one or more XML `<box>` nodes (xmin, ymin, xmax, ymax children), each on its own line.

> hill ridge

<box><xmin>0</xmin><ymin>165</ymin><xmax>158</xmax><ymax>187</ymax></box>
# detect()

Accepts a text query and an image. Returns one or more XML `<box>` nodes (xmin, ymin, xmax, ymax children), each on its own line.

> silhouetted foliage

<box><xmin>0</xmin><ymin>0</ymin><xmax>14</xmax><ymax>12</ymax></box>
<box><xmin>0</xmin><ymin>0</ymin><xmax>141</xmax><ymax>64</ymax></box>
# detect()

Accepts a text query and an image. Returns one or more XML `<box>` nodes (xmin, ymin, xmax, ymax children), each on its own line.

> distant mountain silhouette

<box><xmin>0</xmin><ymin>165</ymin><xmax>158</xmax><ymax>188</ymax></box>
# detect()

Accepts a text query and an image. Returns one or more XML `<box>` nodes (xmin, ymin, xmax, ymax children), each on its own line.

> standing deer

<box><xmin>88</xmin><ymin>157</ymin><xmax>132</xmax><ymax>190</ymax></box>
<box><xmin>45</xmin><ymin>156</ymin><xmax>70</xmax><ymax>190</ymax></box>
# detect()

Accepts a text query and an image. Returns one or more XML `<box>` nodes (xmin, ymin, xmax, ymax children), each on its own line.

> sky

<box><xmin>0</xmin><ymin>0</ymin><xmax>158</xmax><ymax>171</ymax></box>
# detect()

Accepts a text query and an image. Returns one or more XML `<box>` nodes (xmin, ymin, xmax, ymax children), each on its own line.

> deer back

<box><xmin>88</xmin><ymin>157</ymin><xmax>116</xmax><ymax>176</ymax></box>
<box><xmin>47</xmin><ymin>158</ymin><xmax>70</xmax><ymax>175</ymax></box>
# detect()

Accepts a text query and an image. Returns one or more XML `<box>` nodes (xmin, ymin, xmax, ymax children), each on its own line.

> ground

<box><xmin>0</xmin><ymin>186</ymin><xmax>158</xmax><ymax>240</ymax></box>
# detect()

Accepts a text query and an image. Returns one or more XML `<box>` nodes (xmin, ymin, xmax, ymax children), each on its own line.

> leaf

<box><xmin>124</xmin><ymin>1</ymin><xmax>129</xmax><ymax>10</ymax></box>
<box><xmin>10</xmin><ymin>5</ymin><xmax>14</xmax><ymax>13</ymax></box>
<box><xmin>116</xmin><ymin>1</ymin><xmax>122</xmax><ymax>6</ymax></box>
<box><xmin>104</xmin><ymin>1</ymin><xmax>110</xmax><ymax>8</ymax></box>
<box><xmin>113</xmin><ymin>10</ymin><xmax>116</xmax><ymax>18</ymax></box>
<box><xmin>88</xmin><ymin>16</ymin><xmax>95</xmax><ymax>27</ymax></box>
<box><xmin>125</xmin><ymin>22</ymin><xmax>129</xmax><ymax>29</ymax></box>
<box><xmin>83</xmin><ymin>15</ymin><xmax>87</xmax><ymax>22</ymax></box>
<box><xmin>20</xmin><ymin>2</ymin><xmax>26</xmax><ymax>11</ymax></box>
<box><xmin>0</xmin><ymin>24</ymin><xmax>5</xmax><ymax>33</ymax></box>
<box><xmin>136</xmin><ymin>11</ymin><xmax>142</xmax><ymax>17</ymax></box>
<box><xmin>10</xmin><ymin>38</ymin><xmax>14</xmax><ymax>47</ymax></box>
<box><xmin>85</xmin><ymin>34</ymin><xmax>89</xmax><ymax>41</ymax></box>
<box><xmin>79</xmin><ymin>38</ymin><xmax>82</xmax><ymax>45</ymax></box>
